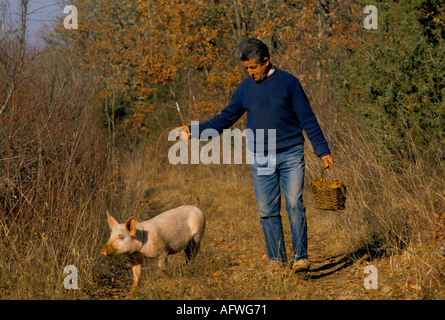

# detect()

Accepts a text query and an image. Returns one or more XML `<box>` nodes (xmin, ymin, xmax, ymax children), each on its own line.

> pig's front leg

<box><xmin>128</xmin><ymin>252</ymin><xmax>143</xmax><ymax>296</ymax></box>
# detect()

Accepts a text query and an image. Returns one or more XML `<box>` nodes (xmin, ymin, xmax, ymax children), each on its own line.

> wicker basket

<box><xmin>309</xmin><ymin>164</ymin><xmax>346</xmax><ymax>210</ymax></box>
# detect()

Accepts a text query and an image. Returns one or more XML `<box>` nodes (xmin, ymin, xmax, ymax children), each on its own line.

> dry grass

<box><xmin>85</xmin><ymin>125</ymin><xmax>444</xmax><ymax>300</ymax></box>
<box><xmin>0</xmin><ymin>29</ymin><xmax>443</xmax><ymax>299</ymax></box>
<box><xmin>1</xmin><ymin>118</ymin><xmax>443</xmax><ymax>299</ymax></box>
<box><xmin>0</xmin><ymin>44</ymin><xmax>112</xmax><ymax>299</ymax></box>
<box><xmin>1</xmin><ymin>75</ymin><xmax>443</xmax><ymax>299</ymax></box>
<box><xmin>1</xmin><ymin>70</ymin><xmax>443</xmax><ymax>300</ymax></box>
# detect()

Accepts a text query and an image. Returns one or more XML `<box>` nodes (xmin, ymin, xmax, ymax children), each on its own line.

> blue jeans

<box><xmin>250</xmin><ymin>144</ymin><xmax>307</xmax><ymax>263</ymax></box>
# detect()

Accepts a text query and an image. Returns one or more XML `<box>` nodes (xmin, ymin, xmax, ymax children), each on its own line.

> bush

<box><xmin>0</xmin><ymin>43</ymin><xmax>112</xmax><ymax>298</ymax></box>
<box><xmin>334</xmin><ymin>0</ymin><xmax>445</xmax><ymax>166</ymax></box>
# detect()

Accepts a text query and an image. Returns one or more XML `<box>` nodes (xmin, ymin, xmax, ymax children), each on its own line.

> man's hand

<box><xmin>321</xmin><ymin>154</ymin><xmax>334</xmax><ymax>169</ymax></box>
<box><xmin>175</xmin><ymin>126</ymin><xmax>191</xmax><ymax>140</ymax></box>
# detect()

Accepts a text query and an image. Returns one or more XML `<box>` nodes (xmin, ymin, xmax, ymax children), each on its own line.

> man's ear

<box><xmin>107</xmin><ymin>211</ymin><xmax>119</xmax><ymax>230</ymax></box>
<box><xmin>263</xmin><ymin>56</ymin><xmax>270</xmax><ymax>66</ymax></box>
<box><xmin>125</xmin><ymin>217</ymin><xmax>137</xmax><ymax>237</ymax></box>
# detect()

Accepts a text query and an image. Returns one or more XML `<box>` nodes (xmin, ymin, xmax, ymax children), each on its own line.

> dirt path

<box><xmin>83</xmin><ymin>164</ymin><xmax>440</xmax><ymax>300</ymax></box>
<box><xmin>88</xmin><ymin>214</ymin><xmax>389</xmax><ymax>300</ymax></box>
<box><xmin>88</xmin><ymin>229</ymin><xmax>391</xmax><ymax>300</ymax></box>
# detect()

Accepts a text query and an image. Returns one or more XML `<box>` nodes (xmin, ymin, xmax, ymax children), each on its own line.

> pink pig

<box><xmin>101</xmin><ymin>205</ymin><xmax>205</xmax><ymax>295</ymax></box>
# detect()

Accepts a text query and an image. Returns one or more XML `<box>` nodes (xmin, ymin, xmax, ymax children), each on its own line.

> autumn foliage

<box><xmin>57</xmin><ymin>0</ymin><xmax>361</xmax><ymax>136</ymax></box>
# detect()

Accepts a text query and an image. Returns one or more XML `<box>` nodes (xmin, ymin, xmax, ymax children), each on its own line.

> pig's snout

<box><xmin>100</xmin><ymin>242</ymin><xmax>117</xmax><ymax>256</ymax></box>
<box><xmin>100</xmin><ymin>248</ymin><xmax>108</xmax><ymax>256</ymax></box>
<box><xmin>101</xmin><ymin>243</ymin><xmax>115</xmax><ymax>256</ymax></box>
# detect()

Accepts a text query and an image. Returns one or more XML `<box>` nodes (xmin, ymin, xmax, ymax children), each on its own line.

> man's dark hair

<box><xmin>235</xmin><ymin>38</ymin><xmax>270</xmax><ymax>65</ymax></box>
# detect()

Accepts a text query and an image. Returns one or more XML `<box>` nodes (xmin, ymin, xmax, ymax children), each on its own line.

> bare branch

<box><xmin>0</xmin><ymin>0</ymin><xmax>29</xmax><ymax>117</ymax></box>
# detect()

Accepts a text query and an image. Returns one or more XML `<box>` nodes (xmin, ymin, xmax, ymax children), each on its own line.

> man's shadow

<box><xmin>306</xmin><ymin>241</ymin><xmax>384</xmax><ymax>280</ymax></box>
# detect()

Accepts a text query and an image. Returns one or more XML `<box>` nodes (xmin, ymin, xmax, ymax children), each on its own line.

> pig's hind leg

<box><xmin>184</xmin><ymin>238</ymin><xmax>201</xmax><ymax>262</ymax></box>
<box><xmin>157</xmin><ymin>253</ymin><xmax>168</xmax><ymax>272</ymax></box>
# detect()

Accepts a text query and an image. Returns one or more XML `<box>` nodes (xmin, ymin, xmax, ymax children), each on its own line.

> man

<box><xmin>176</xmin><ymin>38</ymin><xmax>333</xmax><ymax>272</ymax></box>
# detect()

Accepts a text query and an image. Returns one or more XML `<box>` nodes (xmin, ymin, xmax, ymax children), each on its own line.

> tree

<box><xmin>335</xmin><ymin>0</ymin><xmax>445</xmax><ymax>163</ymax></box>
<box><xmin>0</xmin><ymin>0</ymin><xmax>29</xmax><ymax>116</ymax></box>
<box><xmin>56</xmin><ymin>0</ymin><xmax>358</xmax><ymax>136</ymax></box>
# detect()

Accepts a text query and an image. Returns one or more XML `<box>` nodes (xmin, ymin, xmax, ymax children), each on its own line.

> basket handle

<box><xmin>320</xmin><ymin>163</ymin><xmax>337</xmax><ymax>180</ymax></box>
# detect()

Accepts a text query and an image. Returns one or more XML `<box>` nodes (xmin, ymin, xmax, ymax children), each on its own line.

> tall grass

<box><xmin>304</xmin><ymin>76</ymin><xmax>445</xmax><ymax>297</ymax></box>
<box><xmin>92</xmin><ymin>88</ymin><xmax>443</xmax><ymax>299</ymax></box>
<box><xmin>1</xmin><ymin>53</ymin><xmax>442</xmax><ymax>298</ymax></box>
<box><xmin>92</xmin><ymin>72</ymin><xmax>444</xmax><ymax>299</ymax></box>
<box><xmin>0</xmin><ymin>28</ymin><xmax>443</xmax><ymax>299</ymax></box>
<box><xmin>0</xmin><ymin>44</ymin><xmax>113</xmax><ymax>299</ymax></box>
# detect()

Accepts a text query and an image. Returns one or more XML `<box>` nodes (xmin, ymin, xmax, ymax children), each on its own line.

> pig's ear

<box><xmin>125</xmin><ymin>217</ymin><xmax>137</xmax><ymax>237</ymax></box>
<box><xmin>106</xmin><ymin>211</ymin><xmax>119</xmax><ymax>230</ymax></box>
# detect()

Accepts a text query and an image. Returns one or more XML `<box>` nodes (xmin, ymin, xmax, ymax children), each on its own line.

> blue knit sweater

<box><xmin>192</xmin><ymin>68</ymin><xmax>331</xmax><ymax>157</ymax></box>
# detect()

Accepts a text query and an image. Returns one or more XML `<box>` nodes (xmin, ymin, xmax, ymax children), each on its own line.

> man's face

<box><xmin>242</xmin><ymin>57</ymin><xmax>270</xmax><ymax>82</ymax></box>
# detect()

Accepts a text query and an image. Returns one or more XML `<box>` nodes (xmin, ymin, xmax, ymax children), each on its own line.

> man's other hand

<box><xmin>321</xmin><ymin>154</ymin><xmax>334</xmax><ymax>169</ymax></box>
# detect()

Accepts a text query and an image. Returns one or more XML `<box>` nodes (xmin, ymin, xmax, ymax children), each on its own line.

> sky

<box><xmin>2</xmin><ymin>0</ymin><xmax>68</xmax><ymax>44</ymax></box>
<box><xmin>28</xmin><ymin>0</ymin><xmax>66</xmax><ymax>31</ymax></box>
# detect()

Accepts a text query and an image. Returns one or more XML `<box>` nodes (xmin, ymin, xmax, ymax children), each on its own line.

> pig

<box><xmin>100</xmin><ymin>205</ymin><xmax>205</xmax><ymax>295</ymax></box>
